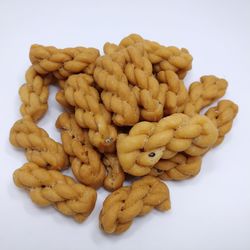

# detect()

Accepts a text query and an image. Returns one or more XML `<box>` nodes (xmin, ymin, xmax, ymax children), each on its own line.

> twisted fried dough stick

<box><xmin>117</xmin><ymin>113</ymin><xmax>218</xmax><ymax>176</ymax></box>
<box><xmin>29</xmin><ymin>44</ymin><xmax>99</xmax><ymax>79</ymax></box>
<box><xmin>99</xmin><ymin>176</ymin><xmax>170</xmax><ymax>234</ymax></box>
<box><xmin>106</xmin><ymin>33</ymin><xmax>193</xmax><ymax>79</ymax></box>
<box><xmin>64</xmin><ymin>74</ymin><xmax>117</xmax><ymax>152</ymax></box>
<box><xmin>150</xmin><ymin>153</ymin><xmax>202</xmax><ymax>180</ymax></box>
<box><xmin>184</xmin><ymin>76</ymin><xmax>228</xmax><ymax>116</ymax></box>
<box><xmin>103</xmin><ymin>154</ymin><xmax>125</xmax><ymax>192</ymax></box>
<box><xmin>205</xmin><ymin>100</ymin><xmax>238</xmax><ymax>146</ymax></box>
<box><xmin>13</xmin><ymin>162</ymin><xmax>97</xmax><ymax>222</ymax></box>
<box><xmin>116</xmin><ymin>44</ymin><xmax>167</xmax><ymax>121</ymax></box>
<box><xmin>56</xmin><ymin>112</ymin><xmax>106</xmax><ymax>189</ymax></box>
<box><xmin>157</xmin><ymin>70</ymin><xmax>188</xmax><ymax>115</ymax></box>
<box><xmin>19</xmin><ymin>66</ymin><xmax>54</xmax><ymax>121</ymax></box>
<box><xmin>94</xmin><ymin>55</ymin><xmax>139</xmax><ymax>126</ymax></box>
<box><xmin>9</xmin><ymin>117</ymin><xmax>68</xmax><ymax>170</ymax></box>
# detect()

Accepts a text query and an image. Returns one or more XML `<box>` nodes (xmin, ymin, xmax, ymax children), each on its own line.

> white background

<box><xmin>0</xmin><ymin>0</ymin><xmax>249</xmax><ymax>249</ymax></box>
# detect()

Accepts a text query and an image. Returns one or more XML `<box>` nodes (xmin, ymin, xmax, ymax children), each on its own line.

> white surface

<box><xmin>0</xmin><ymin>0</ymin><xmax>249</xmax><ymax>249</ymax></box>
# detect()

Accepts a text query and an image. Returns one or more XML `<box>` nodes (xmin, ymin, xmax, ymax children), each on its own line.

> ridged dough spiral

<box><xmin>99</xmin><ymin>176</ymin><xmax>170</xmax><ymax>234</ymax></box>
<box><xmin>13</xmin><ymin>162</ymin><xmax>97</xmax><ymax>222</ymax></box>
<box><xmin>117</xmin><ymin>113</ymin><xmax>218</xmax><ymax>176</ymax></box>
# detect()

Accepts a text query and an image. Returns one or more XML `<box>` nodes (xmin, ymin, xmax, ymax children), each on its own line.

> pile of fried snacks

<box><xmin>10</xmin><ymin>34</ymin><xmax>238</xmax><ymax>234</ymax></box>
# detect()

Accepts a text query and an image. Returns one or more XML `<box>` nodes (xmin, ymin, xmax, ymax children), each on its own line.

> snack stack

<box><xmin>10</xmin><ymin>34</ymin><xmax>238</xmax><ymax>234</ymax></box>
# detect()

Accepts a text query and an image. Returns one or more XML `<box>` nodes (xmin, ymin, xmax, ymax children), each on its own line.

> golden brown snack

<box><xmin>29</xmin><ymin>44</ymin><xmax>100</xmax><ymax>79</ymax></box>
<box><xmin>56</xmin><ymin>112</ymin><xmax>105</xmax><ymax>189</ymax></box>
<box><xmin>19</xmin><ymin>66</ymin><xmax>53</xmax><ymax>121</ymax></box>
<box><xmin>108</xmin><ymin>33</ymin><xmax>193</xmax><ymax>79</ymax></box>
<box><xmin>115</xmin><ymin>44</ymin><xmax>167</xmax><ymax>121</ymax></box>
<box><xmin>9</xmin><ymin>117</ymin><xmax>68</xmax><ymax>170</ymax></box>
<box><xmin>184</xmin><ymin>75</ymin><xmax>228</xmax><ymax>116</ymax></box>
<box><xmin>99</xmin><ymin>176</ymin><xmax>170</xmax><ymax>234</ymax></box>
<box><xmin>64</xmin><ymin>74</ymin><xmax>117</xmax><ymax>152</ymax></box>
<box><xmin>103</xmin><ymin>154</ymin><xmax>125</xmax><ymax>192</ymax></box>
<box><xmin>205</xmin><ymin>100</ymin><xmax>238</xmax><ymax>146</ymax></box>
<box><xmin>150</xmin><ymin>153</ymin><xmax>202</xmax><ymax>180</ymax></box>
<box><xmin>157</xmin><ymin>70</ymin><xmax>188</xmax><ymax>115</ymax></box>
<box><xmin>13</xmin><ymin>162</ymin><xmax>97</xmax><ymax>222</ymax></box>
<box><xmin>117</xmin><ymin>113</ymin><xmax>218</xmax><ymax>176</ymax></box>
<box><xmin>94</xmin><ymin>55</ymin><xmax>140</xmax><ymax>126</ymax></box>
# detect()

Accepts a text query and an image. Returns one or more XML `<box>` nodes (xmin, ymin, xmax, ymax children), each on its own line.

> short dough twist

<box><xmin>13</xmin><ymin>162</ymin><xmax>97</xmax><ymax>222</ymax></box>
<box><xmin>94</xmin><ymin>55</ymin><xmax>139</xmax><ymax>126</ymax></box>
<box><xmin>29</xmin><ymin>44</ymin><xmax>99</xmax><ymax>79</ymax></box>
<box><xmin>64</xmin><ymin>74</ymin><xmax>117</xmax><ymax>152</ymax></box>
<box><xmin>99</xmin><ymin>176</ymin><xmax>170</xmax><ymax>234</ymax></box>
<box><xmin>10</xmin><ymin>118</ymin><xmax>68</xmax><ymax>170</ymax></box>
<box><xmin>184</xmin><ymin>75</ymin><xmax>228</xmax><ymax>116</ymax></box>
<box><xmin>118</xmin><ymin>33</ymin><xmax>193</xmax><ymax>79</ymax></box>
<box><xmin>19</xmin><ymin>66</ymin><xmax>53</xmax><ymax>121</ymax></box>
<box><xmin>117</xmin><ymin>113</ymin><xmax>218</xmax><ymax>176</ymax></box>
<box><xmin>56</xmin><ymin>112</ymin><xmax>106</xmax><ymax>189</ymax></box>
<box><xmin>117</xmin><ymin>44</ymin><xmax>167</xmax><ymax>121</ymax></box>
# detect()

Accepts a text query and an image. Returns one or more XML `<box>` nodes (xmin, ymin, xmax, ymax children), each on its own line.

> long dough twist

<box><xmin>19</xmin><ymin>66</ymin><xmax>53</xmax><ymax>121</ymax></box>
<box><xmin>117</xmin><ymin>113</ymin><xmax>218</xmax><ymax>176</ymax></box>
<box><xmin>56</xmin><ymin>112</ymin><xmax>106</xmax><ymax>189</ymax></box>
<box><xmin>64</xmin><ymin>74</ymin><xmax>117</xmax><ymax>152</ymax></box>
<box><xmin>99</xmin><ymin>176</ymin><xmax>170</xmax><ymax>234</ymax></box>
<box><xmin>94</xmin><ymin>55</ymin><xmax>139</xmax><ymax>126</ymax></box>
<box><xmin>205</xmin><ymin>100</ymin><xmax>238</xmax><ymax>146</ymax></box>
<box><xmin>116</xmin><ymin>44</ymin><xmax>167</xmax><ymax>121</ymax></box>
<box><xmin>103</xmin><ymin>154</ymin><xmax>125</xmax><ymax>192</ymax></box>
<box><xmin>150</xmin><ymin>153</ymin><xmax>202</xmax><ymax>180</ymax></box>
<box><xmin>184</xmin><ymin>75</ymin><xmax>228</xmax><ymax>116</ymax></box>
<box><xmin>9</xmin><ymin>118</ymin><xmax>68</xmax><ymax>170</ymax></box>
<box><xmin>29</xmin><ymin>44</ymin><xmax>100</xmax><ymax>79</ymax></box>
<box><xmin>114</xmin><ymin>33</ymin><xmax>193</xmax><ymax>79</ymax></box>
<box><xmin>13</xmin><ymin>162</ymin><xmax>97</xmax><ymax>222</ymax></box>
<box><xmin>157</xmin><ymin>70</ymin><xmax>188</xmax><ymax>115</ymax></box>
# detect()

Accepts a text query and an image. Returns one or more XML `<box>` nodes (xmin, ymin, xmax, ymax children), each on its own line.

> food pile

<box><xmin>10</xmin><ymin>34</ymin><xmax>238</xmax><ymax>234</ymax></box>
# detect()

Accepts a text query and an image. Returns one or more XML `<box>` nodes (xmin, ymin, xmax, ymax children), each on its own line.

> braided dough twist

<box><xmin>108</xmin><ymin>33</ymin><xmax>193</xmax><ymax>79</ymax></box>
<box><xmin>184</xmin><ymin>75</ymin><xmax>228</xmax><ymax>116</ymax></box>
<box><xmin>64</xmin><ymin>74</ymin><xmax>117</xmax><ymax>152</ymax></box>
<box><xmin>13</xmin><ymin>162</ymin><xmax>97</xmax><ymax>222</ymax></box>
<box><xmin>205</xmin><ymin>100</ymin><xmax>238</xmax><ymax>146</ymax></box>
<box><xmin>29</xmin><ymin>44</ymin><xmax>99</xmax><ymax>79</ymax></box>
<box><xmin>116</xmin><ymin>44</ymin><xmax>167</xmax><ymax>121</ymax></box>
<box><xmin>94</xmin><ymin>55</ymin><xmax>139</xmax><ymax>125</ymax></box>
<box><xmin>56</xmin><ymin>112</ymin><xmax>106</xmax><ymax>189</ymax></box>
<box><xmin>10</xmin><ymin>118</ymin><xmax>68</xmax><ymax>170</ymax></box>
<box><xmin>117</xmin><ymin>113</ymin><xmax>218</xmax><ymax>176</ymax></box>
<box><xmin>99</xmin><ymin>176</ymin><xmax>170</xmax><ymax>234</ymax></box>
<box><xmin>19</xmin><ymin>66</ymin><xmax>53</xmax><ymax>121</ymax></box>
